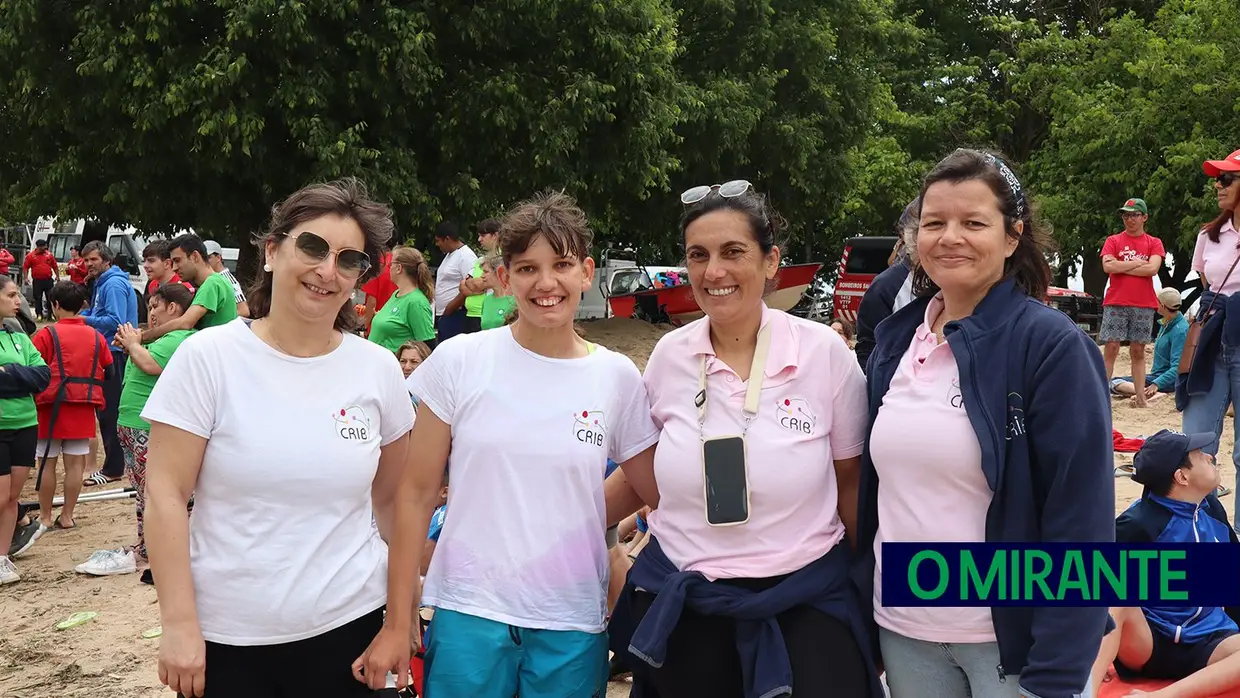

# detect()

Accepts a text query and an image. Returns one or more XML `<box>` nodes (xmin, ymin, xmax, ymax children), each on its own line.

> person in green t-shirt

<box><xmin>460</xmin><ymin>218</ymin><xmax>501</xmax><ymax>334</ymax></box>
<box><xmin>86</xmin><ymin>282</ymin><xmax>196</xmax><ymax>578</ymax></box>
<box><xmin>0</xmin><ymin>273</ymin><xmax>51</xmax><ymax>585</ymax></box>
<box><xmin>368</xmin><ymin>246</ymin><xmax>437</xmax><ymax>353</ymax></box>
<box><xmin>141</xmin><ymin>233</ymin><xmax>239</xmax><ymax>345</ymax></box>
<box><xmin>480</xmin><ymin>254</ymin><xmax>517</xmax><ymax>330</ymax></box>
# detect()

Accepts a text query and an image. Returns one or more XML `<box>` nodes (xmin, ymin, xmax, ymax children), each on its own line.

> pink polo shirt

<box><xmin>643</xmin><ymin>305</ymin><xmax>867</xmax><ymax>581</ymax></box>
<box><xmin>869</xmin><ymin>295</ymin><xmax>995</xmax><ymax>643</ymax></box>
<box><xmin>1193</xmin><ymin>220</ymin><xmax>1240</xmax><ymax>296</ymax></box>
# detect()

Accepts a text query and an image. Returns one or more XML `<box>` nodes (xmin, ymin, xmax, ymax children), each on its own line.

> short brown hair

<box><xmin>152</xmin><ymin>281</ymin><xmax>193</xmax><ymax>312</ymax></box>
<box><xmin>499</xmin><ymin>191</ymin><xmax>593</xmax><ymax>268</ymax></box>
<box><xmin>911</xmin><ymin>149</ymin><xmax>1053</xmax><ymax>300</ymax></box>
<box><xmin>247</xmin><ymin>178</ymin><xmax>395</xmax><ymax>331</ymax></box>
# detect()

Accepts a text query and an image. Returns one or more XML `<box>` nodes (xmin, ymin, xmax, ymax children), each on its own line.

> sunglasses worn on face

<box><xmin>1217</xmin><ymin>173</ymin><xmax>1240</xmax><ymax>188</ymax></box>
<box><xmin>680</xmin><ymin>179</ymin><xmax>753</xmax><ymax>205</ymax></box>
<box><xmin>289</xmin><ymin>231</ymin><xmax>371</xmax><ymax>278</ymax></box>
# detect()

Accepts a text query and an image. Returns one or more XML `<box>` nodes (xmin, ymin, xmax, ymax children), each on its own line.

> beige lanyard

<box><xmin>696</xmin><ymin>324</ymin><xmax>772</xmax><ymax>441</ymax></box>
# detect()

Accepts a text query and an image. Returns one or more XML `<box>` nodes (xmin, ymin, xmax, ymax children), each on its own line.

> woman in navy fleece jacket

<box><xmin>855</xmin><ymin>149</ymin><xmax>1114</xmax><ymax>698</ymax></box>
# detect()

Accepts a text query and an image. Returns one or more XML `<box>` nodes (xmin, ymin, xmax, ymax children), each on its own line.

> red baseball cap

<box><xmin>1203</xmin><ymin>149</ymin><xmax>1240</xmax><ymax>177</ymax></box>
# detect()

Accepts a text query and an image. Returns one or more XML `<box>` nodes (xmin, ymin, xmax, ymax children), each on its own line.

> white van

<box><xmin>33</xmin><ymin>217</ymin><xmax>148</xmax><ymax>294</ymax></box>
<box><xmin>32</xmin><ymin>217</ymin><xmax>241</xmax><ymax>294</ymax></box>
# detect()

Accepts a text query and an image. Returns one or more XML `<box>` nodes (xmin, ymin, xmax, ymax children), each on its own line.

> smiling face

<box><xmin>916</xmin><ymin>179</ymin><xmax>1020</xmax><ymax>301</ymax></box>
<box><xmin>265</xmin><ymin>214</ymin><xmax>367</xmax><ymax>327</ymax></box>
<box><xmin>683</xmin><ymin>210</ymin><xmax>780</xmax><ymax>327</ymax></box>
<box><xmin>148</xmin><ymin>297</ymin><xmax>182</xmax><ymax>327</ymax></box>
<box><xmin>497</xmin><ymin>234</ymin><xmax>594</xmax><ymax>330</ymax></box>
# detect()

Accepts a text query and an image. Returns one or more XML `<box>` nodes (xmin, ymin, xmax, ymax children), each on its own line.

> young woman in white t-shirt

<box><xmin>142</xmin><ymin>178</ymin><xmax>419</xmax><ymax>698</ymax></box>
<box><xmin>405</xmin><ymin>191</ymin><xmax>660</xmax><ymax>698</ymax></box>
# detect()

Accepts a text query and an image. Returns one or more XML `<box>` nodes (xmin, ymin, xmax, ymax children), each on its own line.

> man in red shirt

<box><xmin>0</xmin><ymin>246</ymin><xmax>15</xmax><ymax>276</ymax></box>
<box><xmin>1100</xmin><ymin>197</ymin><xmax>1165</xmax><ymax>408</ymax></box>
<box><xmin>361</xmin><ymin>250</ymin><xmax>397</xmax><ymax>334</ymax></box>
<box><xmin>66</xmin><ymin>247</ymin><xmax>89</xmax><ymax>286</ymax></box>
<box><xmin>23</xmin><ymin>238</ymin><xmax>60</xmax><ymax>321</ymax></box>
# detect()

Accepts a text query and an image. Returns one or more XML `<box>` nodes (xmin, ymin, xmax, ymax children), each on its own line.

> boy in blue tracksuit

<box><xmin>1093</xmin><ymin>429</ymin><xmax>1240</xmax><ymax>697</ymax></box>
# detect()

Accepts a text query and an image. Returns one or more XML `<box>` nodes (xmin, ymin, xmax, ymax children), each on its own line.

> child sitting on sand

<box><xmin>1092</xmin><ymin>429</ymin><xmax>1240</xmax><ymax>698</ymax></box>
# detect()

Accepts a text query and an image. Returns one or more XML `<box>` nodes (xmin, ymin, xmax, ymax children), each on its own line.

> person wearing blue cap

<box><xmin>1090</xmin><ymin>429</ymin><xmax>1240</xmax><ymax>697</ymax></box>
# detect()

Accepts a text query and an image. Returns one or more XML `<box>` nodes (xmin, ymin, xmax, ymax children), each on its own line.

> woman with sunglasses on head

<box><xmin>856</xmin><ymin>150</ymin><xmax>1113</xmax><ymax>698</ymax></box>
<box><xmin>141</xmin><ymin>179</ymin><xmax>419</xmax><ymax>698</ymax></box>
<box><xmin>404</xmin><ymin>191</ymin><xmax>660</xmax><ymax>698</ymax></box>
<box><xmin>608</xmin><ymin>180</ymin><xmax>881</xmax><ymax>698</ymax></box>
<box><xmin>367</xmin><ymin>246</ymin><xmax>437</xmax><ymax>353</ymax></box>
<box><xmin>1179</xmin><ymin>150</ymin><xmax>1240</xmax><ymax>519</ymax></box>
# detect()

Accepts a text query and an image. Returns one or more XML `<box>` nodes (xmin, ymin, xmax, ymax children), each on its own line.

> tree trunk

<box><xmin>1081</xmin><ymin>252</ymin><xmax>1107</xmax><ymax>298</ymax></box>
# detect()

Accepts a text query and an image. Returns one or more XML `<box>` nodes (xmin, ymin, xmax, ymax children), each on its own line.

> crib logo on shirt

<box><xmin>574</xmin><ymin>410</ymin><xmax>607</xmax><ymax>448</ymax></box>
<box><xmin>948</xmin><ymin>378</ymin><xmax>965</xmax><ymax>409</ymax></box>
<box><xmin>776</xmin><ymin>398</ymin><xmax>816</xmax><ymax>434</ymax></box>
<box><xmin>333</xmin><ymin>406</ymin><xmax>372</xmax><ymax>441</ymax></box>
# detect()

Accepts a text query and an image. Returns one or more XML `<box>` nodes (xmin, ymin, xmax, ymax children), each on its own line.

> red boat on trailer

<box><xmin>606</xmin><ymin>263</ymin><xmax>823</xmax><ymax>325</ymax></box>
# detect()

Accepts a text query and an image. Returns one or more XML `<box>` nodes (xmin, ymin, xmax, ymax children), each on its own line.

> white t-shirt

<box><xmin>220</xmin><ymin>268</ymin><xmax>247</xmax><ymax>303</ymax></box>
<box><xmin>406</xmin><ymin>327</ymin><xmax>659</xmax><ymax>632</ymax></box>
<box><xmin>433</xmin><ymin>245</ymin><xmax>478</xmax><ymax>316</ymax></box>
<box><xmin>142</xmin><ymin>319</ymin><xmax>415</xmax><ymax>645</ymax></box>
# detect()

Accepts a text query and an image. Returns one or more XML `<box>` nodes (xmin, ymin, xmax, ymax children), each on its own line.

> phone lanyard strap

<box><xmin>696</xmin><ymin>324</ymin><xmax>772</xmax><ymax>442</ymax></box>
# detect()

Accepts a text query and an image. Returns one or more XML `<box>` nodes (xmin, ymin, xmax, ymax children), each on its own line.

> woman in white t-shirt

<box><xmin>142</xmin><ymin>178</ymin><xmax>418</xmax><ymax>698</ymax></box>
<box><xmin>405</xmin><ymin>191</ymin><xmax>660</xmax><ymax>698</ymax></box>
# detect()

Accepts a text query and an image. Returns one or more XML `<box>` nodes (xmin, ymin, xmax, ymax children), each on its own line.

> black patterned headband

<box><xmin>982</xmin><ymin>153</ymin><xmax>1026</xmax><ymax>219</ymax></box>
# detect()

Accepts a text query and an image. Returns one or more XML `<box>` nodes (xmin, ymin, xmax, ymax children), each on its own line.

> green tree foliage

<box><xmin>1016</xmin><ymin>0</ymin><xmax>1240</xmax><ymax>299</ymax></box>
<box><xmin>0</xmin><ymin>0</ymin><xmax>687</xmax><ymax>274</ymax></box>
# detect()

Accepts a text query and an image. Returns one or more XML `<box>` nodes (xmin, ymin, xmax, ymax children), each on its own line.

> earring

<box><xmin>263</xmin><ymin>263</ymin><xmax>272</xmax><ymax>272</ymax></box>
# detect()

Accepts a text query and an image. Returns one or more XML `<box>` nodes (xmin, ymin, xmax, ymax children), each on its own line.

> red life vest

<box><xmin>35</xmin><ymin>319</ymin><xmax>107</xmax><ymax>410</ymax></box>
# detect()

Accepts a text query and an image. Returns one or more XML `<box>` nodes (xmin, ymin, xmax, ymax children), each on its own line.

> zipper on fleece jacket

<box><xmin>1176</xmin><ymin>507</ymin><xmax>1206</xmax><ymax>642</ymax></box>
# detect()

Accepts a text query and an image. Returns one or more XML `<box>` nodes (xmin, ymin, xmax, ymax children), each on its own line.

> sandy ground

<box><xmin>0</xmin><ymin>321</ymin><xmax>1221</xmax><ymax>698</ymax></box>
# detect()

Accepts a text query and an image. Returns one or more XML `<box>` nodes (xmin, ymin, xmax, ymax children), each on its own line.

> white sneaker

<box><xmin>0</xmin><ymin>556</ymin><xmax>18</xmax><ymax>584</ymax></box>
<box><xmin>75</xmin><ymin>549</ymin><xmax>136</xmax><ymax>576</ymax></box>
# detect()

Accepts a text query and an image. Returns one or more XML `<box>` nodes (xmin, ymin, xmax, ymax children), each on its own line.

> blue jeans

<box><xmin>879</xmin><ymin>627</ymin><xmax>1023</xmax><ymax>698</ymax></box>
<box><xmin>1181</xmin><ymin>345</ymin><xmax>1240</xmax><ymax>522</ymax></box>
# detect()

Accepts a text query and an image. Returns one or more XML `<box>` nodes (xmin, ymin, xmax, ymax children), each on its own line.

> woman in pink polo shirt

<box><xmin>1179</xmin><ymin>148</ymin><xmax>1240</xmax><ymax>520</ymax></box>
<box><xmin>856</xmin><ymin>149</ymin><xmax>1113</xmax><ymax>698</ymax></box>
<box><xmin>609</xmin><ymin>181</ymin><xmax>880</xmax><ymax>698</ymax></box>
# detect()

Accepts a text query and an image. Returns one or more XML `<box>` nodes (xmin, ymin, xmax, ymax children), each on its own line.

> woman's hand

<box><xmin>158</xmin><ymin>621</ymin><xmax>206</xmax><ymax>698</ymax></box>
<box><xmin>352</xmin><ymin>622</ymin><xmax>412</xmax><ymax>690</ymax></box>
<box><xmin>116</xmin><ymin>323</ymin><xmax>141</xmax><ymax>351</ymax></box>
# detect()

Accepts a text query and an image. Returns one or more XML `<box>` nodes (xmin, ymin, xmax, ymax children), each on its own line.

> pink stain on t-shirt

<box><xmin>869</xmin><ymin>295</ymin><xmax>997</xmax><ymax>644</ymax></box>
<box><xmin>1193</xmin><ymin>221</ymin><xmax>1240</xmax><ymax>297</ymax></box>
<box><xmin>643</xmin><ymin>305</ymin><xmax>868</xmax><ymax>581</ymax></box>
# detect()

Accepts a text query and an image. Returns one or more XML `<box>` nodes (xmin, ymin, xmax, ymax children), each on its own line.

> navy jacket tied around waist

<box><xmin>617</xmin><ymin>536</ymin><xmax>882</xmax><ymax>698</ymax></box>
<box><xmin>857</xmin><ymin>278</ymin><xmax>1114</xmax><ymax>698</ymax></box>
<box><xmin>1176</xmin><ymin>291</ymin><xmax>1240</xmax><ymax>410</ymax></box>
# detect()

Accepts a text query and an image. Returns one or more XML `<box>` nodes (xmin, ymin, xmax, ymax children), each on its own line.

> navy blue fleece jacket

<box><xmin>854</xmin><ymin>278</ymin><xmax>1115</xmax><ymax>698</ymax></box>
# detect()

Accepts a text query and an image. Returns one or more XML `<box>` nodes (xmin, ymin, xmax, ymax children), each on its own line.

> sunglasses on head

<box><xmin>680</xmin><ymin>179</ymin><xmax>753</xmax><ymax>205</ymax></box>
<box><xmin>287</xmin><ymin>231</ymin><xmax>371</xmax><ymax>278</ymax></box>
<box><xmin>1217</xmin><ymin>173</ymin><xmax>1240</xmax><ymax>188</ymax></box>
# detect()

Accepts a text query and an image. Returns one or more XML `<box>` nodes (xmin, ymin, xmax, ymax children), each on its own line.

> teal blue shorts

<box><xmin>424</xmin><ymin>608</ymin><xmax>607</xmax><ymax>698</ymax></box>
